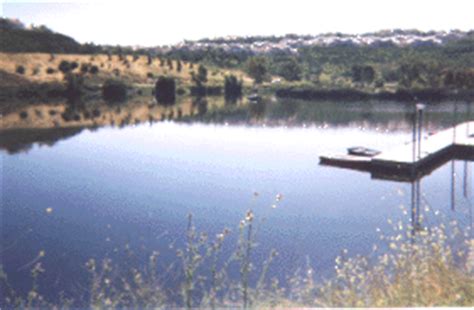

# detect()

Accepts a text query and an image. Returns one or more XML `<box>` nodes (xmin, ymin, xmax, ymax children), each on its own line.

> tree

<box><xmin>274</xmin><ymin>57</ymin><xmax>302</xmax><ymax>81</ymax></box>
<box><xmin>245</xmin><ymin>57</ymin><xmax>267</xmax><ymax>84</ymax></box>
<box><xmin>155</xmin><ymin>76</ymin><xmax>176</xmax><ymax>104</ymax></box>
<box><xmin>351</xmin><ymin>65</ymin><xmax>375</xmax><ymax>85</ymax></box>
<box><xmin>224</xmin><ymin>74</ymin><xmax>242</xmax><ymax>99</ymax></box>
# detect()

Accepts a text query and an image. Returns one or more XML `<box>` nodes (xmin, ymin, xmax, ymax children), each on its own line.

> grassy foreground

<box><xmin>1</xmin><ymin>209</ymin><xmax>473</xmax><ymax>308</ymax></box>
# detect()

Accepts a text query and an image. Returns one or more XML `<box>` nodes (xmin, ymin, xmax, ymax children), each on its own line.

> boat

<box><xmin>319</xmin><ymin>154</ymin><xmax>372</xmax><ymax>170</ymax></box>
<box><xmin>347</xmin><ymin>146</ymin><xmax>381</xmax><ymax>157</ymax></box>
<box><xmin>247</xmin><ymin>94</ymin><xmax>261</xmax><ymax>102</ymax></box>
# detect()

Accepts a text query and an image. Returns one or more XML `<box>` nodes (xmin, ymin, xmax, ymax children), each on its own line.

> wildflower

<box><xmin>271</xmin><ymin>204</ymin><xmax>277</xmax><ymax>209</ymax></box>
<box><xmin>275</xmin><ymin>193</ymin><xmax>283</xmax><ymax>201</ymax></box>
<box><xmin>45</xmin><ymin>207</ymin><xmax>53</xmax><ymax>214</ymax></box>
<box><xmin>245</xmin><ymin>210</ymin><xmax>254</xmax><ymax>222</ymax></box>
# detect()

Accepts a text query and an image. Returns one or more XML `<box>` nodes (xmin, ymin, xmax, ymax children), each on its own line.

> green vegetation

<box><xmin>245</xmin><ymin>56</ymin><xmax>267</xmax><ymax>84</ymax></box>
<box><xmin>224</xmin><ymin>74</ymin><xmax>243</xmax><ymax>99</ymax></box>
<box><xmin>0</xmin><ymin>18</ymin><xmax>81</xmax><ymax>53</ymax></box>
<box><xmin>154</xmin><ymin>76</ymin><xmax>176</xmax><ymax>104</ymax></box>
<box><xmin>1</xmin><ymin>206</ymin><xmax>472</xmax><ymax>308</ymax></box>
<box><xmin>15</xmin><ymin>65</ymin><xmax>25</xmax><ymax>75</ymax></box>
<box><xmin>102</xmin><ymin>79</ymin><xmax>127</xmax><ymax>102</ymax></box>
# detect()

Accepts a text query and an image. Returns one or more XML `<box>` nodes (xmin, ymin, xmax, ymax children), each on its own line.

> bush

<box><xmin>70</xmin><ymin>61</ymin><xmax>79</xmax><ymax>70</ymax></box>
<box><xmin>147</xmin><ymin>72</ymin><xmax>154</xmax><ymax>79</ymax></box>
<box><xmin>89</xmin><ymin>65</ymin><xmax>99</xmax><ymax>75</ymax></box>
<box><xmin>46</xmin><ymin>67</ymin><xmax>55</xmax><ymax>74</ymax></box>
<box><xmin>32</xmin><ymin>67</ymin><xmax>40</xmax><ymax>76</ymax></box>
<box><xmin>16</xmin><ymin>65</ymin><xmax>25</xmax><ymax>75</ymax></box>
<box><xmin>19</xmin><ymin>111</ymin><xmax>28</xmax><ymax>119</ymax></box>
<box><xmin>80</xmin><ymin>63</ymin><xmax>89</xmax><ymax>74</ymax></box>
<box><xmin>102</xmin><ymin>79</ymin><xmax>127</xmax><ymax>102</ymax></box>
<box><xmin>155</xmin><ymin>76</ymin><xmax>176</xmax><ymax>104</ymax></box>
<box><xmin>58</xmin><ymin>60</ymin><xmax>71</xmax><ymax>74</ymax></box>
<box><xmin>177</xmin><ymin>87</ymin><xmax>186</xmax><ymax>95</ymax></box>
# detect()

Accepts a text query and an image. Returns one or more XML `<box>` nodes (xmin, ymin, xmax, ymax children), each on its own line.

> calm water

<box><xmin>1</xmin><ymin>98</ymin><xmax>473</xmax><ymax>301</ymax></box>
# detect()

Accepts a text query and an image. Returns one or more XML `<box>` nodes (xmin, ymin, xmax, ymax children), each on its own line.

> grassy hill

<box><xmin>0</xmin><ymin>20</ymin><xmax>81</xmax><ymax>53</ymax></box>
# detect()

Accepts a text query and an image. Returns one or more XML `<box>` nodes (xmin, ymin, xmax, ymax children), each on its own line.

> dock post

<box><xmin>412</xmin><ymin>105</ymin><xmax>418</xmax><ymax>163</ymax></box>
<box><xmin>416</xmin><ymin>103</ymin><xmax>425</xmax><ymax>160</ymax></box>
<box><xmin>453</xmin><ymin>102</ymin><xmax>458</xmax><ymax>143</ymax></box>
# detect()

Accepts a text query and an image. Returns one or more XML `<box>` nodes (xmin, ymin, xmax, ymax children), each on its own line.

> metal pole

<box><xmin>453</xmin><ymin>102</ymin><xmax>458</xmax><ymax>143</ymax></box>
<box><xmin>415</xmin><ymin>103</ymin><xmax>425</xmax><ymax>161</ymax></box>
<box><xmin>451</xmin><ymin>160</ymin><xmax>456</xmax><ymax>211</ymax></box>
<box><xmin>418</xmin><ymin>108</ymin><xmax>423</xmax><ymax>160</ymax></box>
<box><xmin>412</xmin><ymin>108</ymin><xmax>418</xmax><ymax>163</ymax></box>
<box><xmin>415</xmin><ymin>179</ymin><xmax>421</xmax><ymax>230</ymax></box>
<box><xmin>464</xmin><ymin>161</ymin><xmax>469</xmax><ymax>198</ymax></box>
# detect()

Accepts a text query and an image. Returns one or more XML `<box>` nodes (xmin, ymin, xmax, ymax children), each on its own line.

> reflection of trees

<box><xmin>248</xmin><ymin>100</ymin><xmax>266</xmax><ymax>120</ymax></box>
<box><xmin>0</xmin><ymin>128</ymin><xmax>84</xmax><ymax>154</ymax></box>
<box><xmin>192</xmin><ymin>97</ymin><xmax>208</xmax><ymax>116</ymax></box>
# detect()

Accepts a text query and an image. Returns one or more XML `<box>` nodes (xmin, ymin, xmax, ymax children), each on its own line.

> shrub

<box><xmin>80</xmin><ymin>63</ymin><xmax>89</xmax><ymax>74</ymax></box>
<box><xmin>154</xmin><ymin>76</ymin><xmax>176</xmax><ymax>104</ymax></box>
<box><xmin>19</xmin><ymin>111</ymin><xmax>28</xmax><ymax>119</ymax></box>
<box><xmin>89</xmin><ymin>65</ymin><xmax>99</xmax><ymax>75</ymax></box>
<box><xmin>16</xmin><ymin>65</ymin><xmax>25</xmax><ymax>75</ymax></box>
<box><xmin>32</xmin><ymin>67</ymin><xmax>40</xmax><ymax>76</ymax></box>
<box><xmin>102</xmin><ymin>79</ymin><xmax>127</xmax><ymax>102</ymax></box>
<box><xmin>58</xmin><ymin>60</ymin><xmax>71</xmax><ymax>74</ymax></box>
<box><xmin>70</xmin><ymin>61</ymin><xmax>79</xmax><ymax>70</ymax></box>
<box><xmin>46</xmin><ymin>67</ymin><xmax>55</xmax><ymax>74</ymax></box>
<box><xmin>147</xmin><ymin>72</ymin><xmax>154</xmax><ymax>79</ymax></box>
<box><xmin>177</xmin><ymin>87</ymin><xmax>186</xmax><ymax>95</ymax></box>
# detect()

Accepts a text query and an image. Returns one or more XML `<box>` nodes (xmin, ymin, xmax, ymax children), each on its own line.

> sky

<box><xmin>1</xmin><ymin>0</ymin><xmax>473</xmax><ymax>46</ymax></box>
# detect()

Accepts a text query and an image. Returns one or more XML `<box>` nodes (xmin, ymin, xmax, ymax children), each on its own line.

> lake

<box><xmin>1</xmin><ymin>98</ymin><xmax>473</xmax><ymax>302</ymax></box>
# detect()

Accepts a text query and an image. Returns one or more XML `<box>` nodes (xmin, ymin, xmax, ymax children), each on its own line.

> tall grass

<box><xmin>1</xmin><ymin>204</ymin><xmax>473</xmax><ymax>308</ymax></box>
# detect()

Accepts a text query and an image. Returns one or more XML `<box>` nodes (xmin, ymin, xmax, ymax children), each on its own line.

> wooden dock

<box><xmin>320</xmin><ymin>121</ymin><xmax>474</xmax><ymax>182</ymax></box>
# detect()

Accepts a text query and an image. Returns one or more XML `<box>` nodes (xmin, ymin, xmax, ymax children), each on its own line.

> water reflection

<box><xmin>0</xmin><ymin>97</ymin><xmax>473</xmax><ymax>154</ymax></box>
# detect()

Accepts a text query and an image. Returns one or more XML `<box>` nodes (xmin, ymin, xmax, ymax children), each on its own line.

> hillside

<box><xmin>0</xmin><ymin>18</ymin><xmax>81</xmax><ymax>53</ymax></box>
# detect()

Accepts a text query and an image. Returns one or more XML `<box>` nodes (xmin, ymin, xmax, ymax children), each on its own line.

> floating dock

<box><xmin>320</xmin><ymin>121</ymin><xmax>474</xmax><ymax>182</ymax></box>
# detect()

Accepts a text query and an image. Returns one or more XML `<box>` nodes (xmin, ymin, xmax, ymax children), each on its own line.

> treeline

<box><xmin>162</xmin><ymin>34</ymin><xmax>474</xmax><ymax>92</ymax></box>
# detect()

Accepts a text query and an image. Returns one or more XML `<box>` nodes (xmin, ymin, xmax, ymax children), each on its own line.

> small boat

<box><xmin>319</xmin><ymin>154</ymin><xmax>372</xmax><ymax>170</ymax></box>
<box><xmin>347</xmin><ymin>146</ymin><xmax>381</xmax><ymax>157</ymax></box>
<box><xmin>247</xmin><ymin>94</ymin><xmax>261</xmax><ymax>102</ymax></box>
